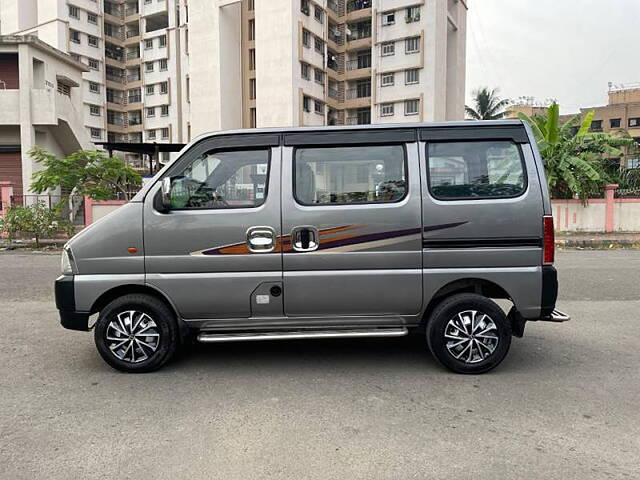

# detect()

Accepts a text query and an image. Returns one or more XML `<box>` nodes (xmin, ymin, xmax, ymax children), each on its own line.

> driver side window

<box><xmin>170</xmin><ymin>149</ymin><xmax>270</xmax><ymax>209</ymax></box>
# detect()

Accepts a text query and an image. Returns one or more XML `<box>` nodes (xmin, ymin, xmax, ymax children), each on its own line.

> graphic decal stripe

<box><xmin>191</xmin><ymin>221</ymin><xmax>468</xmax><ymax>256</ymax></box>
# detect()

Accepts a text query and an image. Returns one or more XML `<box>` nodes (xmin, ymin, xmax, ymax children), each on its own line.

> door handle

<box><xmin>246</xmin><ymin>226</ymin><xmax>276</xmax><ymax>253</ymax></box>
<box><xmin>291</xmin><ymin>226</ymin><xmax>319</xmax><ymax>252</ymax></box>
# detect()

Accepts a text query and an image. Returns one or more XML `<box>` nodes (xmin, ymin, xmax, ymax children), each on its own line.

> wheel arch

<box><xmin>421</xmin><ymin>278</ymin><xmax>512</xmax><ymax>328</ymax></box>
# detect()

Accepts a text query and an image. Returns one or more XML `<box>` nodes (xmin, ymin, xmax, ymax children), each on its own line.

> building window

<box><xmin>610</xmin><ymin>118</ymin><xmax>621</xmax><ymax>128</ymax></box>
<box><xmin>89</xmin><ymin>105</ymin><xmax>101</xmax><ymax>116</ymax></box>
<box><xmin>70</xmin><ymin>30</ymin><xmax>81</xmax><ymax>44</ymax></box>
<box><xmin>160</xmin><ymin>82</ymin><xmax>168</xmax><ymax>94</ymax></box>
<box><xmin>148</xmin><ymin>130</ymin><xmax>156</xmax><ymax>140</ymax></box>
<box><xmin>314</xmin><ymin>68</ymin><xmax>324</xmax><ymax>85</ymax></box>
<box><xmin>314</xmin><ymin>100</ymin><xmax>324</xmax><ymax>115</ymax></box>
<box><xmin>294</xmin><ymin>145</ymin><xmax>407</xmax><ymax>205</ymax></box>
<box><xmin>249</xmin><ymin>78</ymin><xmax>256</xmax><ymax>100</ymax></box>
<box><xmin>302</xmin><ymin>29</ymin><xmax>311</xmax><ymax>48</ymax></box>
<box><xmin>159</xmin><ymin>35</ymin><xmax>167</xmax><ymax>47</ymax></box>
<box><xmin>405</xmin><ymin>36</ymin><xmax>420</xmax><ymax>54</ymax></box>
<box><xmin>145</xmin><ymin>39</ymin><xmax>153</xmax><ymax>49</ymax></box>
<box><xmin>381</xmin><ymin>72</ymin><xmax>394</xmax><ymax>86</ymax></box>
<box><xmin>88</xmin><ymin>35</ymin><xmax>99</xmax><ymax>47</ymax></box>
<box><xmin>629</xmin><ymin>118</ymin><xmax>640</xmax><ymax>128</ymax></box>
<box><xmin>90</xmin><ymin>128</ymin><xmax>102</xmax><ymax>139</ymax></box>
<box><xmin>301</xmin><ymin>62</ymin><xmax>310</xmax><ymax>80</ymax></box>
<box><xmin>250</xmin><ymin>108</ymin><xmax>257</xmax><ymax>128</ymax></box>
<box><xmin>406</xmin><ymin>6</ymin><xmax>420</xmax><ymax>22</ymax></box>
<box><xmin>146</xmin><ymin>61</ymin><xmax>154</xmax><ymax>72</ymax></box>
<box><xmin>69</xmin><ymin>6</ymin><xmax>79</xmax><ymax>19</ymax></box>
<box><xmin>146</xmin><ymin>84</ymin><xmax>155</xmax><ymax>95</ymax></box>
<box><xmin>147</xmin><ymin>107</ymin><xmax>156</xmax><ymax>117</ymax></box>
<box><xmin>161</xmin><ymin>128</ymin><xmax>169</xmax><ymax>139</ymax></box>
<box><xmin>405</xmin><ymin>99</ymin><xmax>419</xmax><ymax>115</ymax></box>
<box><xmin>301</xmin><ymin>0</ymin><xmax>310</xmax><ymax>15</ymax></box>
<box><xmin>159</xmin><ymin>59</ymin><xmax>168</xmax><ymax>71</ymax></box>
<box><xmin>303</xmin><ymin>96</ymin><xmax>311</xmax><ymax>112</ymax></box>
<box><xmin>590</xmin><ymin>120</ymin><xmax>603</xmax><ymax>132</ymax></box>
<box><xmin>249</xmin><ymin>49</ymin><xmax>256</xmax><ymax>70</ymax></box>
<box><xmin>314</xmin><ymin>37</ymin><xmax>324</xmax><ymax>54</ymax></box>
<box><xmin>248</xmin><ymin>19</ymin><xmax>255</xmax><ymax>41</ymax></box>
<box><xmin>88</xmin><ymin>58</ymin><xmax>99</xmax><ymax>70</ymax></box>
<box><xmin>405</xmin><ymin>68</ymin><xmax>419</xmax><ymax>84</ymax></box>
<box><xmin>427</xmin><ymin>141</ymin><xmax>526</xmax><ymax>200</ymax></box>
<box><xmin>87</xmin><ymin>12</ymin><xmax>98</xmax><ymax>24</ymax></box>
<box><xmin>161</xmin><ymin>105</ymin><xmax>169</xmax><ymax>116</ymax></box>
<box><xmin>89</xmin><ymin>81</ymin><xmax>100</xmax><ymax>93</ymax></box>
<box><xmin>314</xmin><ymin>6</ymin><xmax>324</xmax><ymax>23</ymax></box>
<box><xmin>248</xmin><ymin>0</ymin><xmax>255</xmax><ymax>11</ymax></box>
<box><xmin>382</xmin><ymin>12</ymin><xmax>395</xmax><ymax>25</ymax></box>
<box><xmin>381</xmin><ymin>42</ymin><xmax>395</xmax><ymax>56</ymax></box>
<box><xmin>381</xmin><ymin>103</ymin><xmax>394</xmax><ymax>117</ymax></box>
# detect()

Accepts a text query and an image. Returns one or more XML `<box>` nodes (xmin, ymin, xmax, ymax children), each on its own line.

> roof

<box><xmin>188</xmin><ymin>120</ymin><xmax>526</xmax><ymax>144</ymax></box>
<box><xmin>95</xmin><ymin>142</ymin><xmax>186</xmax><ymax>154</ymax></box>
<box><xmin>0</xmin><ymin>35</ymin><xmax>88</xmax><ymax>72</ymax></box>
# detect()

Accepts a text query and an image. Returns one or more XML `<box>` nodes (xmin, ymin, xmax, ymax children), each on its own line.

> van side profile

<box><xmin>55</xmin><ymin>121</ymin><xmax>569</xmax><ymax>374</ymax></box>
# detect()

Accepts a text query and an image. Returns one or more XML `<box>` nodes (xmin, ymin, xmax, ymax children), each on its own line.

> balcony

<box><xmin>106</xmin><ymin>73</ymin><xmax>125</xmax><ymax>83</ymax></box>
<box><xmin>128</xmin><ymin>94</ymin><xmax>142</xmax><ymax>104</ymax></box>
<box><xmin>347</xmin><ymin>0</ymin><xmax>371</xmax><ymax>13</ymax></box>
<box><xmin>127</xmin><ymin>72</ymin><xmax>141</xmax><ymax>82</ymax></box>
<box><xmin>106</xmin><ymin>94</ymin><xmax>124</xmax><ymax>105</ymax></box>
<box><xmin>346</xmin><ymin>83</ymin><xmax>371</xmax><ymax>99</ymax></box>
<box><xmin>347</xmin><ymin>25</ymin><xmax>371</xmax><ymax>42</ymax></box>
<box><xmin>346</xmin><ymin>56</ymin><xmax>371</xmax><ymax>71</ymax></box>
<box><xmin>126</xmin><ymin>50</ymin><xmax>141</xmax><ymax>61</ymax></box>
<box><xmin>104</xmin><ymin>2</ymin><xmax>124</xmax><ymax>19</ymax></box>
<box><xmin>327</xmin><ymin>0</ymin><xmax>344</xmax><ymax>16</ymax></box>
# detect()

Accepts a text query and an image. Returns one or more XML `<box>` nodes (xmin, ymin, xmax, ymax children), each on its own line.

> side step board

<box><xmin>197</xmin><ymin>327</ymin><xmax>409</xmax><ymax>344</ymax></box>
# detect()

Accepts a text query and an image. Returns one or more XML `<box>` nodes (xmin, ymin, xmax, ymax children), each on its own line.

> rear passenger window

<box><xmin>427</xmin><ymin>141</ymin><xmax>526</xmax><ymax>200</ymax></box>
<box><xmin>294</xmin><ymin>145</ymin><xmax>407</xmax><ymax>205</ymax></box>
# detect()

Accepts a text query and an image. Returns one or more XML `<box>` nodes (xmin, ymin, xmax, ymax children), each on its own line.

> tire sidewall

<box><xmin>94</xmin><ymin>295</ymin><xmax>178</xmax><ymax>373</ymax></box>
<box><xmin>427</xmin><ymin>294</ymin><xmax>512</xmax><ymax>374</ymax></box>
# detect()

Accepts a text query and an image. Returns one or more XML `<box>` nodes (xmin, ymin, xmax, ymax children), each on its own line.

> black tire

<box><xmin>94</xmin><ymin>294</ymin><xmax>179</xmax><ymax>373</ymax></box>
<box><xmin>426</xmin><ymin>293</ymin><xmax>512</xmax><ymax>374</ymax></box>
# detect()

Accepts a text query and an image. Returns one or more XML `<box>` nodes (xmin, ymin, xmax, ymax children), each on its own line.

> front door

<box><xmin>143</xmin><ymin>134</ymin><xmax>282</xmax><ymax>320</ymax></box>
<box><xmin>280</xmin><ymin>129</ymin><xmax>423</xmax><ymax>318</ymax></box>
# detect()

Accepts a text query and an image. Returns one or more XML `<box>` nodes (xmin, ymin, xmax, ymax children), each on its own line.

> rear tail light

<box><xmin>543</xmin><ymin>215</ymin><xmax>554</xmax><ymax>265</ymax></box>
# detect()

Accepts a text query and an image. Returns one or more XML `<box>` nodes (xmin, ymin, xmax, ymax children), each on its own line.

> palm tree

<box><xmin>465</xmin><ymin>87</ymin><xmax>510</xmax><ymax>120</ymax></box>
<box><xmin>518</xmin><ymin>103</ymin><xmax>634</xmax><ymax>201</ymax></box>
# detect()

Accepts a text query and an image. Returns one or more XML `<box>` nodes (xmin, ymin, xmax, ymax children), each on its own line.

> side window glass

<box><xmin>294</xmin><ymin>145</ymin><xmax>407</xmax><ymax>205</ymax></box>
<box><xmin>170</xmin><ymin>149</ymin><xmax>269</xmax><ymax>209</ymax></box>
<box><xmin>427</xmin><ymin>141</ymin><xmax>525</xmax><ymax>199</ymax></box>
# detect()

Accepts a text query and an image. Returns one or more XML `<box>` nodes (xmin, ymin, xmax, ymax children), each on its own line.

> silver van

<box><xmin>55</xmin><ymin>121</ymin><xmax>569</xmax><ymax>374</ymax></box>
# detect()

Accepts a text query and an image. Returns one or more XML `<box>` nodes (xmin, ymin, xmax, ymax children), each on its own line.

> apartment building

<box><xmin>188</xmin><ymin>0</ymin><xmax>467</xmax><ymax>137</ymax></box>
<box><xmin>0</xmin><ymin>0</ymin><xmax>190</xmax><ymax>166</ymax></box>
<box><xmin>0</xmin><ymin>35</ymin><xmax>91</xmax><ymax>203</ymax></box>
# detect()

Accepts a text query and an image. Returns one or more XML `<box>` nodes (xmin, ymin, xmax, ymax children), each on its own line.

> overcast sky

<box><xmin>466</xmin><ymin>0</ymin><xmax>640</xmax><ymax>114</ymax></box>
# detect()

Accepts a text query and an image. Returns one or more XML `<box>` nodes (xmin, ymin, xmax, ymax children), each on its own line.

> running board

<box><xmin>197</xmin><ymin>327</ymin><xmax>409</xmax><ymax>343</ymax></box>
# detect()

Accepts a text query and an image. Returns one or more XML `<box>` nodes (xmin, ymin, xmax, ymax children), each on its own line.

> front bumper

<box><xmin>55</xmin><ymin>276</ymin><xmax>90</xmax><ymax>331</ymax></box>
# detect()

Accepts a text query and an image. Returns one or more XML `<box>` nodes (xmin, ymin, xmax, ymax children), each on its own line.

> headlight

<box><xmin>61</xmin><ymin>248</ymin><xmax>76</xmax><ymax>275</ymax></box>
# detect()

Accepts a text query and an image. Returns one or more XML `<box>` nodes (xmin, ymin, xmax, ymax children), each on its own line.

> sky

<box><xmin>466</xmin><ymin>0</ymin><xmax>640</xmax><ymax>114</ymax></box>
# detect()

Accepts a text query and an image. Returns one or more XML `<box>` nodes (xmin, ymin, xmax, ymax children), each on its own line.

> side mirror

<box><xmin>158</xmin><ymin>176</ymin><xmax>172</xmax><ymax>212</ymax></box>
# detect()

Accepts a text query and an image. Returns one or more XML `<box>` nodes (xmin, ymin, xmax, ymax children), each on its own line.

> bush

<box><xmin>0</xmin><ymin>202</ymin><xmax>74</xmax><ymax>247</ymax></box>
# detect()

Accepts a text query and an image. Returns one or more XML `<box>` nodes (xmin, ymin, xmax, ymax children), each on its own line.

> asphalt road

<box><xmin>1</xmin><ymin>250</ymin><xmax>639</xmax><ymax>479</ymax></box>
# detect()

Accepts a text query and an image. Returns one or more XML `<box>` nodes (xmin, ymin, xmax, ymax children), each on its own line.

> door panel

<box><xmin>143</xmin><ymin>140</ymin><xmax>282</xmax><ymax>320</ymax></box>
<box><xmin>281</xmin><ymin>138</ymin><xmax>423</xmax><ymax>317</ymax></box>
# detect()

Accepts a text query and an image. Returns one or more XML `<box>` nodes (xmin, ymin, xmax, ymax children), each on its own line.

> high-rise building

<box><xmin>0</xmin><ymin>0</ymin><xmax>190</xmax><ymax>167</ymax></box>
<box><xmin>189</xmin><ymin>0</ymin><xmax>467</xmax><ymax>137</ymax></box>
<box><xmin>1</xmin><ymin>0</ymin><xmax>467</xmax><ymax>152</ymax></box>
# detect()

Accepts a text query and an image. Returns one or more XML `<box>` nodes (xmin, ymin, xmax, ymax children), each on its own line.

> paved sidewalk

<box><xmin>556</xmin><ymin>232</ymin><xmax>640</xmax><ymax>249</ymax></box>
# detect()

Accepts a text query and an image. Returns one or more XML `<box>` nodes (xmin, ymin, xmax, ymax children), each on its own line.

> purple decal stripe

<box><xmin>423</xmin><ymin>221</ymin><xmax>468</xmax><ymax>233</ymax></box>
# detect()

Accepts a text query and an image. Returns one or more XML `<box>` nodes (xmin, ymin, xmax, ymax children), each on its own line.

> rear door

<box><xmin>143</xmin><ymin>134</ymin><xmax>282</xmax><ymax>320</ymax></box>
<box><xmin>280</xmin><ymin>128</ymin><xmax>423</xmax><ymax>318</ymax></box>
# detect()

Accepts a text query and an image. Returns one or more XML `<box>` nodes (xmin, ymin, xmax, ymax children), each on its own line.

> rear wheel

<box><xmin>94</xmin><ymin>294</ymin><xmax>178</xmax><ymax>373</ymax></box>
<box><xmin>426</xmin><ymin>293</ymin><xmax>512</xmax><ymax>374</ymax></box>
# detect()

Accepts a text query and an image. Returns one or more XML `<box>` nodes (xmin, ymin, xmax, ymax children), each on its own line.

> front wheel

<box><xmin>94</xmin><ymin>294</ymin><xmax>179</xmax><ymax>373</ymax></box>
<box><xmin>426</xmin><ymin>293</ymin><xmax>512</xmax><ymax>374</ymax></box>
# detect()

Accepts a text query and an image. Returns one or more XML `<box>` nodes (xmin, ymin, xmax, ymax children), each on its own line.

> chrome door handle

<box><xmin>246</xmin><ymin>226</ymin><xmax>276</xmax><ymax>253</ymax></box>
<box><xmin>291</xmin><ymin>226</ymin><xmax>319</xmax><ymax>252</ymax></box>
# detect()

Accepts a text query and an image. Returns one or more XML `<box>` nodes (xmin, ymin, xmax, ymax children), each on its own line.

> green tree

<box><xmin>465</xmin><ymin>87</ymin><xmax>510</xmax><ymax>120</ymax></box>
<box><xmin>0</xmin><ymin>202</ymin><xmax>73</xmax><ymax>247</ymax></box>
<box><xmin>518</xmin><ymin>103</ymin><xmax>634</xmax><ymax>200</ymax></box>
<box><xmin>29</xmin><ymin>147</ymin><xmax>142</xmax><ymax>201</ymax></box>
